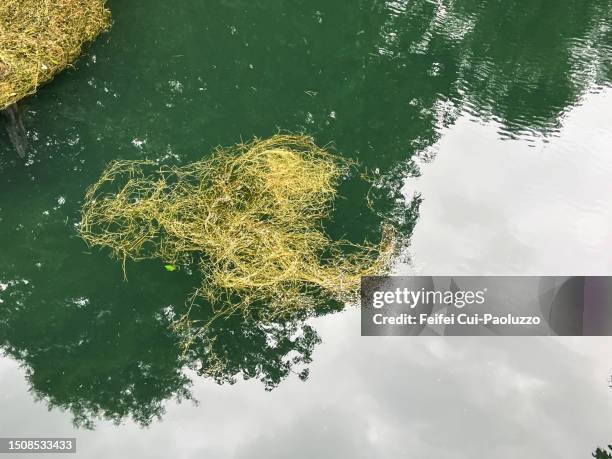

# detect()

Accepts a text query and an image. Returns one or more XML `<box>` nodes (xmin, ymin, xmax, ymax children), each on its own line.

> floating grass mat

<box><xmin>0</xmin><ymin>0</ymin><xmax>111</xmax><ymax>110</ymax></box>
<box><xmin>80</xmin><ymin>135</ymin><xmax>394</xmax><ymax>319</ymax></box>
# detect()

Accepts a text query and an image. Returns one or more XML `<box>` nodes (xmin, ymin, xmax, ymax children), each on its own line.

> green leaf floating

<box><xmin>164</xmin><ymin>264</ymin><xmax>176</xmax><ymax>272</ymax></box>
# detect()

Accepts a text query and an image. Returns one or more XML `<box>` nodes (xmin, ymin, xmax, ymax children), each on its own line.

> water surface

<box><xmin>1</xmin><ymin>0</ymin><xmax>612</xmax><ymax>457</ymax></box>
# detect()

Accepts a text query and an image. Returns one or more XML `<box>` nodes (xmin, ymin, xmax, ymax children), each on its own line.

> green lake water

<box><xmin>1</xmin><ymin>0</ymin><xmax>612</xmax><ymax>457</ymax></box>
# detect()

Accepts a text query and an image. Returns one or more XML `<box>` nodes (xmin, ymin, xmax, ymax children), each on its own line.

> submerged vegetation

<box><xmin>80</xmin><ymin>135</ymin><xmax>394</xmax><ymax>320</ymax></box>
<box><xmin>0</xmin><ymin>0</ymin><xmax>110</xmax><ymax>110</ymax></box>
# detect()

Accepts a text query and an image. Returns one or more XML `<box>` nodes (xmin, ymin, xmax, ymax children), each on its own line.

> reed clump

<box><xmin>0</xmin><ymin>0</ymin><xmax>111</xmax><ymax>110</ymax></box>
<box><xmin>80</xmin><ymin>135</ymin><xmax>394</xmax><ymax>317</ymax></box>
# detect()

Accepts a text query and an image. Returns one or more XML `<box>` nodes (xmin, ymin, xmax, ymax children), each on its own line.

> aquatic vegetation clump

<box><xmin>80</xmin><ymin>135</ymin><xmax>394</xmax><ymax>317</ymax></box>
<box><xmin>0</xmin><ymin>0</ymin><xmax>111</xmax><ymax>110</ymax></box>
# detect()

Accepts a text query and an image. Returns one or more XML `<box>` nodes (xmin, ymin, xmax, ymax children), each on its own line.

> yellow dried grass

<box><xmin>0</xmin><ymin>0</ymin><xmax>110</xmax><ymax>109</ymax></box>
<box><xmin>79</xmin><ymin>135</ymin><xmax>394</xmax><ymax>319</ymax></box>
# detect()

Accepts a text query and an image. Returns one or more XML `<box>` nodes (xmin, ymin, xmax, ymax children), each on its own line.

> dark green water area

<box><xmin>1</xmin><ymin>1</ymin><xmax>612</xmax><ymax>455</ymax></box>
